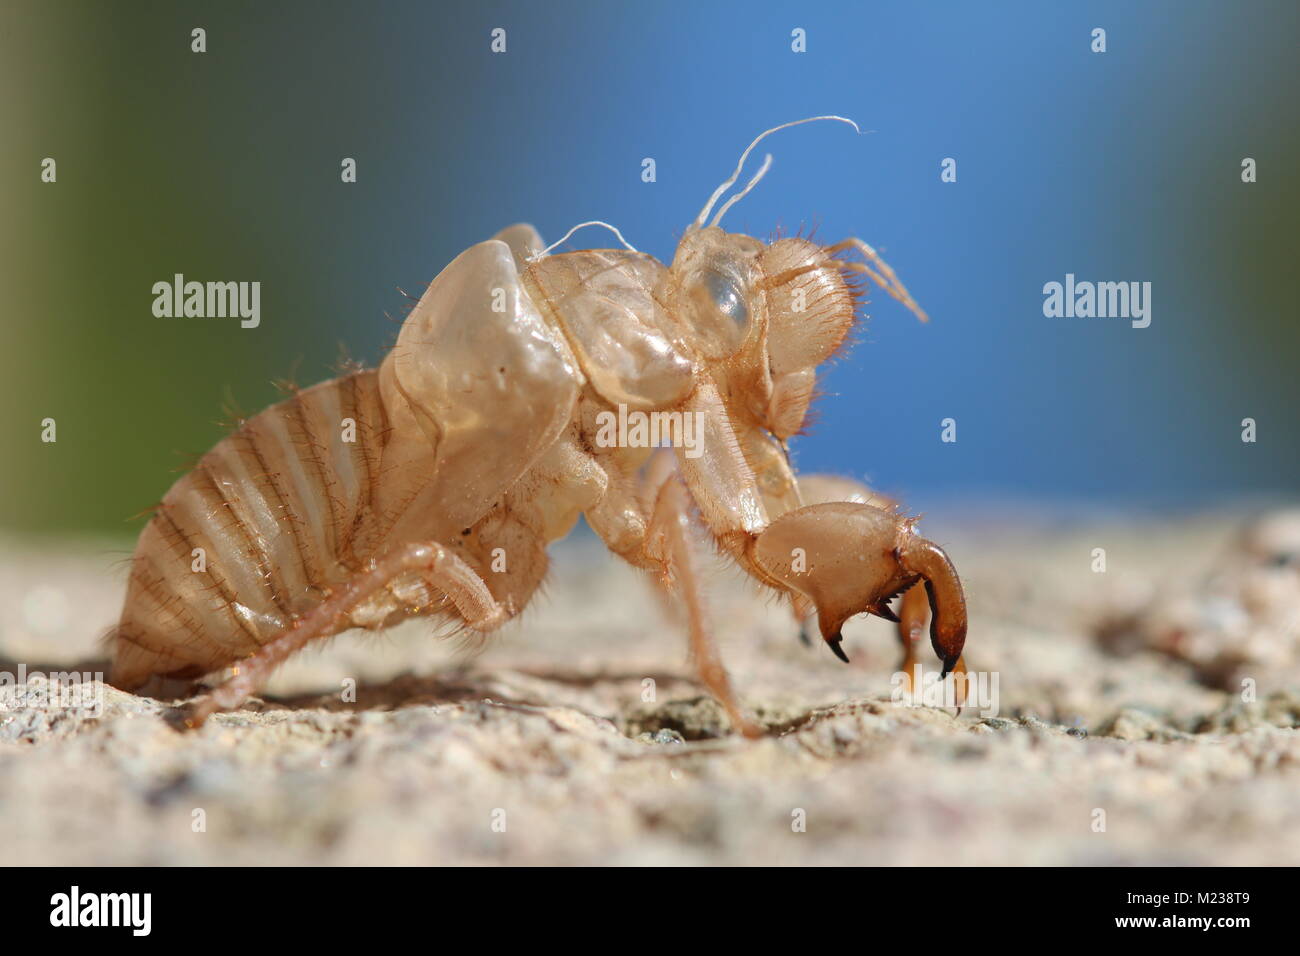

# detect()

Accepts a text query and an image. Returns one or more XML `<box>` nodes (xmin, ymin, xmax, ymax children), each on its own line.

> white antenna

<box><xmin>529</xmin><ymin>220</ymin><xmax>638</xmax><ymax>260</ymax></box>
<box><xmin>692</xmin><ymin>115</ymin><xmax>862</xmax><ymax>230</ymax></box>
<box><xmin>710</xmin><ymin>153</ymin><xmax>773</xmax><ymax>227</ymax></box>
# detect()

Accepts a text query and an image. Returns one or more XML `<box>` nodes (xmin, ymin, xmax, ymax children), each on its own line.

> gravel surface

<box><xmin>1</xmin><ymin>509</ymin><xmax>1297</xmax><ymax>865</ymax></box>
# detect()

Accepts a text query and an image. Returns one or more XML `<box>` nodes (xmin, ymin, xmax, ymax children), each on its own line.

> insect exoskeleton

<box><xmin>110</xmin><ymin>116</ymin><xmax>967</xmax><ymax>735</ymax></box>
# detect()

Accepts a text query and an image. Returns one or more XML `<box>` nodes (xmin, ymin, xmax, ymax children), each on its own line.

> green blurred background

<box><xmin>1</xmin><ymin>0</ymin><xmax>1296</xmax><ymax>539</ymax></box>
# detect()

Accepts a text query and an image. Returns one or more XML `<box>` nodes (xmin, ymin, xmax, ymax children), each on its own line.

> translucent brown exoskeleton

<box><xmin>109</xmin><ymin>116</ymin><xmax>968</xmax><ymax>735</ymax></box>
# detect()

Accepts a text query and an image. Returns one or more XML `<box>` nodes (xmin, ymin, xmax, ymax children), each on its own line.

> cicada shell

<box><xmin>110</xmin><ymin>117</ymin><xmax>968</xmax><ymax>735</ymax></box>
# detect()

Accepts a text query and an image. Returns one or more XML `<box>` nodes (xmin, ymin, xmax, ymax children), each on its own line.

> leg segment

<box><xmin>186</xmin><ymin>540</ymin><xmax>504</xmax><ymax>726</ymax></box>
<box><xmin>895</xmin><ymin>581</ymin><xmax>928</xmax><ymax>687</ymax></box>
<box><xmin>827</xmin><ymin>237</ymin><xmax>930</xmax><ymax>324</ymax></box>
<box><xmin>791</xmin><ymin>593</ymin><xmax>816</xmax><ymax>647</ymax></box>
<box><xmin>647</xmin><ymin>472</ymin><xmax>762</xmax><ymax>738</ymax></box>
<box><xmin>586</xmin><ymin>449</ymin><xmax>761</xmax><ymax>737</ymax></box>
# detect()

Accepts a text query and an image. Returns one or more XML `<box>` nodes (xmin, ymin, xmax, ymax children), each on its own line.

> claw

<box><xmin>797</xmin><ymin>620</ymin><xmax>813</xmax><ymax>648</ymax></box>
<box><xmin>749</xmin><ymin>502</ymin><xmax>967</xmax><ymax>680</ymax></box>
<box><xmin>895</xmin><ymin>539</ymin><xmax>968</xmax><ymax>672</ymax></box>
<box><xmin>870</xmin><ymin>602</ymin><xmax>901</xmax><ymax>623</ymax></box>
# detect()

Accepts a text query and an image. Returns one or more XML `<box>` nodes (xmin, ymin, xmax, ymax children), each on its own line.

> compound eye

<box><xmin>701</xmin><ymin>269</ymin><xmax>749</xmax><ymax>327</ymax></box>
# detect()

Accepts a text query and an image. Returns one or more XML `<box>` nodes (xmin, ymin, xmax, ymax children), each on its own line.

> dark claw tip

<box><xmin>873</xmin><ymin>603</ymin><xmax>901</xmax><ymax>624</ymax></box>
<box><xmin>827</xmin><ymin>634</ymin><xmax>850</xmax><ymax>664</ymax></box>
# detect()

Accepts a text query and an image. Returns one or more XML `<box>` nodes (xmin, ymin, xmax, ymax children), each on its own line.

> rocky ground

<box><xmin>2</xmin><ymin>507</ymin><xmax>1298</xmax><ymax>866</ymax></box>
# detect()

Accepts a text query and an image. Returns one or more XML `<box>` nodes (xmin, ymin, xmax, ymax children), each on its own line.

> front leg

<box><xmin>786</xmin><ymin>474</ymin><xmax>934</xmax><ymax>674</ymax></box>
<box><xmin>749</xmin><ymin>502</ymin><xmax>968</xmax><ymax>677</ymax></box>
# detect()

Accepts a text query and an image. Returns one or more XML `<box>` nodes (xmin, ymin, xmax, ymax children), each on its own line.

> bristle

<box><xmin>796</xmin><ymin>390</ymin><xmax>827</xmax><ymax>436</ymax></box>
<box><xmin>270</xmin><ymin>356</ymin><xmax>305</xmax><ymax>397</ymax></box>
<box><xmin>170</xmin><ymin>449</ymin><xmax>204</xmax><ymax>474</ymax></box>
<box><xmin>333</xmin><ymin>343</ymin><xmax>367</xmax><ymax>377</ymax></box>
<box><xmin>216</xmin><ymin>387</ymin><xmax>249</xmax><ymax>433</ymax></box>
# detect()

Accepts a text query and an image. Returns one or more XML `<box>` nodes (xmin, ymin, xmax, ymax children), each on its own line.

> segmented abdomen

<box><xmin>111</xmin><ymin>370</ymin><xmax>390</xmax><ymax>689</ymax></box>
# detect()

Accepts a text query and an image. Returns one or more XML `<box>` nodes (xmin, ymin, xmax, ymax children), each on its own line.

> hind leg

<box><xmin>186</xmin><ymin>540</ymin><xmax>506</xmax><ymax>727</ymax></box>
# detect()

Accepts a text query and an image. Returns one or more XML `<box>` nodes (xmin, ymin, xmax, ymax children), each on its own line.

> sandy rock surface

<box><xmin>1</xmin><ymin>512</ymin><xmax>1297</xmax><ymax>866</ymax></box>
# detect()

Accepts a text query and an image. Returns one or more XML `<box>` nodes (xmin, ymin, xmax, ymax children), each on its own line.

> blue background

<box><xmin>2</xmin><ymin>0</ymin><xmax>1295</xmax><ymax>534</ymax></box>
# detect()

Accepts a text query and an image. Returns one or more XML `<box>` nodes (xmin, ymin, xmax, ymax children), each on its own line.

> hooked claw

<box><xmin>894</xmin><ymin>539</ymin><xmax>968</xmax><ymax>677</ymax></box>
<box><xmin>825</xmin><ymin>632</ymin><xmax>850</xmax><ymax>663</ymax></box>
<box><xmin>870</xmin><ymin>602</ymin><xmax>901</xmax><ymax>624</ymax></box>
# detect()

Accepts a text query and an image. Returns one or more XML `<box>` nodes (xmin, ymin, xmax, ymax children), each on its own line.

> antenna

<box><xmin>710</xmin><ymin>153</ymin><xmax>773</xmax><ymax>227</ymax></box>
<box><xmin>692</xmin><ymin>115</ymin><xmax>862</xmax><ymax>230</ymax></box>
<box><xmin>529</xmin><ymin>220</ymin><xmax>638</xmax><ymax>260</ymax></box>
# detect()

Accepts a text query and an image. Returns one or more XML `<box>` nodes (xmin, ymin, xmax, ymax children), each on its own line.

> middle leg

<box><xmin>646</xmin><ymin>469</ymin><xmax>762</xmax><ymax>738</ymax></box>
<box><xmin>586</xmin><ymin>449</ymin><xmax>762</xmax><ymax>737</ymax></box>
